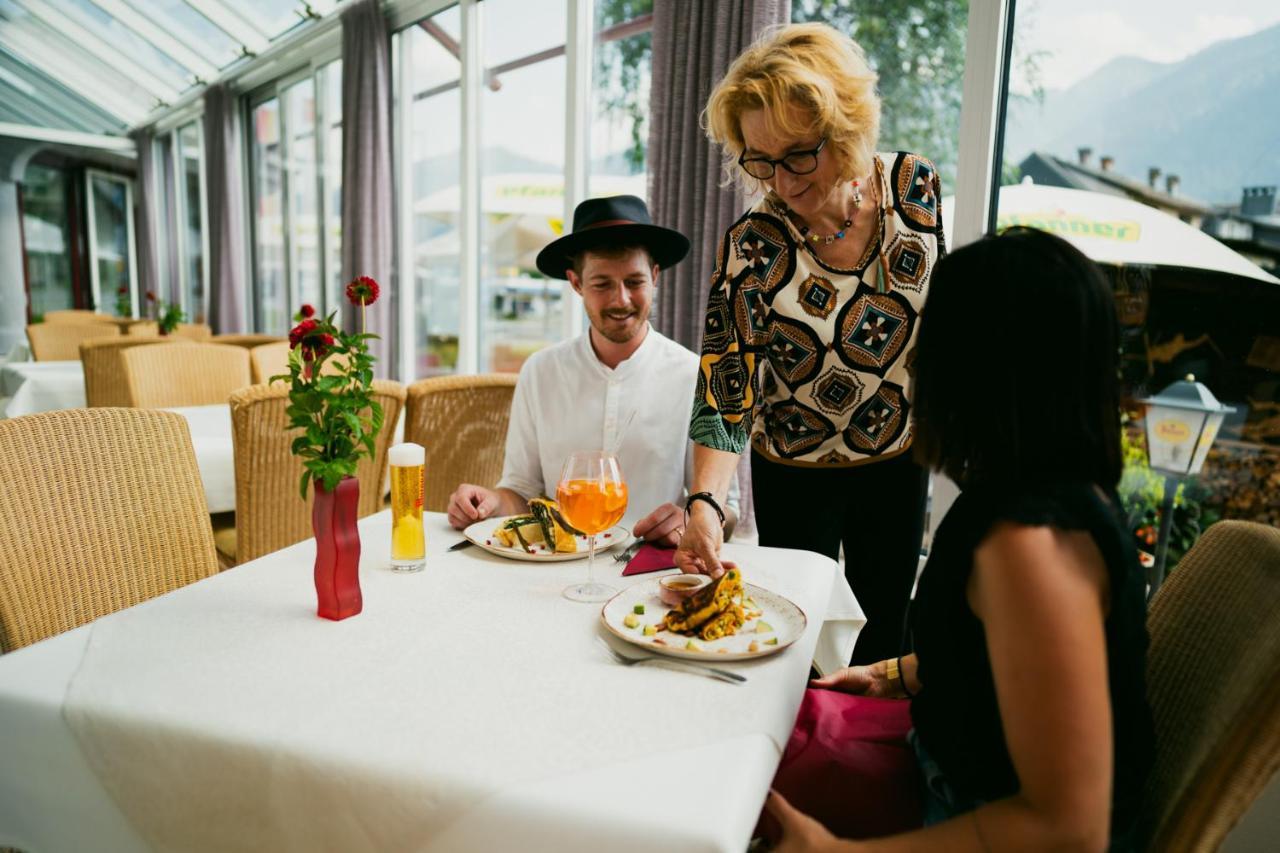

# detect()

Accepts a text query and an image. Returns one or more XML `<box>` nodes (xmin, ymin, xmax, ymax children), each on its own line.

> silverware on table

<box><xmin>448</xmin><ymin>539</ymin><xmax>475</xmax><ymax>552</ymax></box>
<box><xmin>612</xmin><ymin>536</ymin><xmax>645</xmax><ymax>563</ymax></box>
<box><xmin>596</xmin><ymin>638</ymin><xmax>746</xmax><ymax>684</ymax></box>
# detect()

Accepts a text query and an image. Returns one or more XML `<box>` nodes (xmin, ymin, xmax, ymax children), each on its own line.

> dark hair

<box><xmin>568</xmin><ymin>244</ymin><xmax>654</xmax><ymax>278</ymax></box>
<box><xmin>912</xmin><ymin>227</ymin><xmax>1122</xmax><ymax>489</ymax></box>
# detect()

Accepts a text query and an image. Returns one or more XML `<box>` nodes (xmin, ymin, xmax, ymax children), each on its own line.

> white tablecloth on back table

<box><xmin>1</xmin><ymin>361</ymin><xmax>85</xmax><ymax>418</ymax></box>
<box><xmin>0</xmin><ymin>512</ymin><xmax>863</xmax><ymax>852</ymax></box>
<box><xmin>164</xmin><ymin>404</ymin><xmax>235</xmax><ymax>513</ymax></box>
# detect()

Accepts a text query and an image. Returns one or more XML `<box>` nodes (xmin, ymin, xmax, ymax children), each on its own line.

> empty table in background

<box><xmin>164</xmin><ymin>405</ymin><xmax>235</xmax><ymax>514</ymax></box>
<box><xmin>1</xmin><ymin>361</ymin><xmax>86</xmax><ymax>418</ymax></box>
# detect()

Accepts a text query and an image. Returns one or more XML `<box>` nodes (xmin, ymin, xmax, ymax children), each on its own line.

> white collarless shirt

<box><xmin>497</xmin><ymin>325</ymin><xmax>736</xmax><ymax>528</ymax></box>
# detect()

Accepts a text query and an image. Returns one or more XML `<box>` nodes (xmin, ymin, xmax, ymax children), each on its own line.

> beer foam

<box><xmin>389</xmin><ymin>442</ymin><xmax>425</xmax><ymax>467</ymax></box>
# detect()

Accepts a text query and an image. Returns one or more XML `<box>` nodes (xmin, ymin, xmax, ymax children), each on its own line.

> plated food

<box><xmin>463</xmin><ymin>504</ymin><xmax>627</xmax><ymax>563</ymax></box>
<box><xmin>601</xmin><ymin>570</ymin><xmax>806</xmax><ymax>660</ymax></box>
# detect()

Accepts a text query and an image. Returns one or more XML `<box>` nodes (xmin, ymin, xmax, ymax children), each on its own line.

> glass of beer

<box><xmin>389</xmin><ymin>442</ymin><xmax>426</xmax><ymax>572</ymax></box>
<box><xmin>557</xmin><ymin>450</ymin><xmax>628</xmax><ymax>602</ymax></box>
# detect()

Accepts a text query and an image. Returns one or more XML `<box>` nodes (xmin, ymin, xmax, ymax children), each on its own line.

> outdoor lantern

<box><xmin>1139</xmin><ymin>375</ymin><xmax>1235</xmax><ymax>596</ymax></box>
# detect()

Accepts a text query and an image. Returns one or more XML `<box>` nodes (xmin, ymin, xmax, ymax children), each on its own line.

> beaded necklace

<box><xmin>777</xmin><ymin>179</ymin><xmax>864</xmax><ymax>245</ymax></box>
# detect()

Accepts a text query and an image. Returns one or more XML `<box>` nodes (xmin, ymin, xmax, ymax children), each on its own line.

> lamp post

<box><xmin>1139</xmin><ymin>374</ymin><xmax>1235</xmax><ymax>595</ymax></box>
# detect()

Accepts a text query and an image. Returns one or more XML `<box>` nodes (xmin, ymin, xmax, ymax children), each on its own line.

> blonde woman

<box><xmin>676</xmin><ymin>23</ymin><xmax>945</xmax><ymax>664</ymax></box>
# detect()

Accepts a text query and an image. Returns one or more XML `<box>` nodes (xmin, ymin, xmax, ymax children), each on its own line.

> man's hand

<box><xmin>447</xmin><ymin>484</ymin><xmax>500</xmax><ymax>530</ymax></box>
<box><xmin>631</xmin><ymin>502</ymin><xmax>684</xmax><ymax>547</ymax></box>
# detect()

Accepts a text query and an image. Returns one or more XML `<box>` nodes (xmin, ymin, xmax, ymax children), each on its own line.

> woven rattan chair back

<box><xmin>212</xmin><ymin>334</ymin><xmax>286</xmax><ymax>349</ymax></box>
<box><xmin>125</xmin><ymin>321</ymin><xmax>160</xmax><ymax>337</ymax></box>
<box><xmin>120</xmin><ymin>343</ymin><xmax>251</xmax><ymax>408</ymax></box>
<box><xmin>26</xmin><ymin>323</ymin><xmax>120</xmax><ymax>361</ymax></box>
<box><xmin>228</xmin><ymin>380</ymin><xmax>406</xmax><ymax>564</ymax></box>
<box><xmin>248</xmin><ymin>341</ymin><xmax>291</xmax><ymax>384</ymax></box>
<box><xmin>1140</xmin><ymin>520</ymin><xmax>1280</xmax><ymax>851</ymax></box>
<box><xmin>404</xmin><ymin>374</ymin><xmax>518</xmax><ymax>513</ymax></box>
<box><xmin>41</xmin><ymin>310</ymin><xmax>113</xmax><ymax>324</ymax></box>
<box><xmin>80</xmin><ymin>337</ymin><xmax>174</xmax><ymax>407</ymax></box>
<box><xmin>0</xmin><ymin>409</ymin><xmax>219</xmax><ymax>651</ymax></box>
<box><xmin>171</xmin><ymin>323</ymin><xmax>213</xmax><ymax>342</ymax></box>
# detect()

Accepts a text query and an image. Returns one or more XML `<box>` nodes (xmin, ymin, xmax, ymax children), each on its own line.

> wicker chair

<box><xmin>171</xmin><ymin>323</ymin><xmax>213</xmax><ymax>342</ymax></box>
<box><xmin>1139</xmin><ymin>520</ymin><xmax>1280</xmax><ymax>851</ymax></box>
<box><xmin>26</xmin><ymin>323</ymin><xmax>120</xmax><ymax>361</ymax></box>
<box><xmin>120</xmin><ymin>343</ymin><xmax>251</xmax><ymax>408</ymax></box>
<box><xmin>125</xmin><ymin>321</ymin><xmax>160</xmax><ymax>336</ymax></box>
<box><xmin>212</xmin><ymin>334</ymin><xmax>287</xmax><ymax>349</ymax></box>
<box><xmin>0</xmin><ymin>409</ymin><xmax>219</xmax><ymax>652</ymax></box>
<box><xmin>41</xmin><ymin>309</ymin><xmax>114</xmax><ymax>324</ymax></box>
<box><xmin>404</xmin><ymin>374</ymin><xmax>518</xmax><ymax>512</ymax></box>
<box><xmin>80</xmin><ymin>337</ymin><xmax>174</xmax><ymax>407</ymax></box>
<box><xmin>215</xmin><ymin>380</ymin><xmax>407</xmax><ymax>566</ymax></box>
<box><xmin>248</xmin><ymin>341</ymin><xmax>291</xmax><ymax>384</ymax></box>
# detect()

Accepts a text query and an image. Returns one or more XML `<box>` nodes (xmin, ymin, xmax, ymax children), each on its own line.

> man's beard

<box><xmin>594</xmin><ymin>309</ymin><xmax>645</xmax><ymax>344</ymax></box>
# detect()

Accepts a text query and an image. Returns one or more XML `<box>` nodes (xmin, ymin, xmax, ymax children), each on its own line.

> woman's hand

<box><xmin>764</xmin><ymin>789</ymin><xmax>839</xmax><ymax>853</ymax></box>
<box><xmin>809</xmin><ymin>661</ymin><xmax>904</xmax><ymax>698</ymax></box>
<box><xmin>674</xmin><ymin>501</ymin><xmax>726</xmax><ymax>577</ymax></box>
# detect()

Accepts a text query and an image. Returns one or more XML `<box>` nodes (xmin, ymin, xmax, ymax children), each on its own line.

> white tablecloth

<box><xmin>0</xmin><ymin>512</ymin><xmax>863</xmax><ymax>853</ymax></box>
<box><xmin>164</xmin><ymin>405</ymin><xmax>235</xmax><ymax>513</ymax></box>
<box><xmin>0</xmin><ymin>360</ymin><xmax>86</xmax><ymax>418</ymax></box>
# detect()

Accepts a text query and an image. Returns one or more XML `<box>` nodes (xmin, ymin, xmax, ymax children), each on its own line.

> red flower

<box><xmin>117</xmin><ymin>286</ymin><xmax>128</xmax><ymax>295</ymax></box>
<box><xmin>319</xmin><ymin>333</ymin><xmax>335</xmax><ymax>347</ymax></box>
<box><xmin>288</xmin><ymin>318</ymin><xmax>320</xmax><ymax>348</ymax></box>
<box><xmin>345</xmin><ymin>276</ymin><xmax>380</xmax><ymax>307</ymax></box>
<box><xmin>145</xmin><ymin>291</ymin><xmax>157</xmax><ymax>302</ymax></box>
<box><xmin>299</xmin><ymin>303</ymin><xmax>316</xmax><ymax>318</ymax></box>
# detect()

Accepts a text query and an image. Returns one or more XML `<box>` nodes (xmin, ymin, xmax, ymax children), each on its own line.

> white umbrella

<box><xmin>942</xmin><ymin>184</ymin><xmax>1280</xmax><ymax>285</ymax></box>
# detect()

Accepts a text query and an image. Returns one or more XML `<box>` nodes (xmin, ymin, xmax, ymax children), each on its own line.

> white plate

<box><xmin>463</xmin><ymin>514</ymin><xmax>628</xmax><ymax>562</ymax></box>
<box><xmin>600</xmin><ymin>577</ymin><xmax>806</xmax><ymax>661</ymax></box>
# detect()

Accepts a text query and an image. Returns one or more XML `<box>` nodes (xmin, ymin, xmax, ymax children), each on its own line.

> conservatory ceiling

<box><xmin>0</xmin><ymin>0</ymin><xmax>338</xmax><ymax>136</ymax></box>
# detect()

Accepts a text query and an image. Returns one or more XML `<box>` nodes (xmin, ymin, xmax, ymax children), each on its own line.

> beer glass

<box><xmin>389</xmin><ymin>442</ymin><xmax>426</xmax><ymax>572</ymax></box>
<box><xmin>557</xmin><ymin>450</ymin><xmax>628</xmax><ymax>602</ymax></box>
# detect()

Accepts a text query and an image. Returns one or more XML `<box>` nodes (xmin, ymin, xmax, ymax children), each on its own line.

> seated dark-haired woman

<box><xmin>766</xmin><ymin>227</ymin><xmax>1155</xmax><ymax>852</ymax></box>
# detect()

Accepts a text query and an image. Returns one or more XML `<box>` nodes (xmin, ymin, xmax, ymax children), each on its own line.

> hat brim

<box><xmin>534</xmin><ymin>223</ymin><xmax>691</xmax><ymax>280</ymax></box>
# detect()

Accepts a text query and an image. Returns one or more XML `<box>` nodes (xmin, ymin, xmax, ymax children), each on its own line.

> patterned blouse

<box><xmin>690</xmin><ymin>151</ymin><xmax>946</xmax><ymax>467</ymax></box>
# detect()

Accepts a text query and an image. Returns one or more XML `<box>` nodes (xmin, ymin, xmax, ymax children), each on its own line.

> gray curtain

<box><xmin>648</xmin><ymin>0</ymin><xmax>791</xmax><ymax>537</ymax></box>
<box><xmin>340</xmin><ymin>0</ymin><xmax>395</xmax><ymax>377</ymax></box>
<box><xmin>203</xmin><ymin>83</ymin><xmax>247</xmax><ymax>333</ymax></box>
<box><xmin>131</xmin><ymin>129</ymin><xmax>160</xmax><ymax>313</ymax></box>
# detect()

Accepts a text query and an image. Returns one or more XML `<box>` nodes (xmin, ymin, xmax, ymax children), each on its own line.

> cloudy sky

<box><xmin>1016</xmin><ymin>0</ymin><xmax>1280</xmax><ymax>92</ymax></box>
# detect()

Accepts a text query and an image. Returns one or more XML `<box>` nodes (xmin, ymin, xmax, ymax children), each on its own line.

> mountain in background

<box><xmin>1004</xmin><ymin>22</ymin><xmax>1280</xmax><ymax>205</ymax></box>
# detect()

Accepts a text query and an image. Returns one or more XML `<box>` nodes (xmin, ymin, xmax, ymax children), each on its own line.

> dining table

<box><xmin>0</xmin><ymin>510</ymin><xmax>864</xmax><ymax>853</ymax></box>
<box><xmin>164</xmin><ymin>404</ymin><xmax>236</xmax><ymax>514</ymax></box>
<box><xmin>0</xmin><ymin>359</ymin><xmax>86</xmax><ymax>418</ymax></box>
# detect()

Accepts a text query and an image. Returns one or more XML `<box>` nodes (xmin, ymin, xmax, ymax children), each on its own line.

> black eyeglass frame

<box><xmin>737</xmin><ymin>137</ymin><xmax>828</xmax><ymax>180</ymax></box>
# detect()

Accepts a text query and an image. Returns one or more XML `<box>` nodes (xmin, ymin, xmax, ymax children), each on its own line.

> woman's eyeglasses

<box><xmin>738</xmin><ymin>138</ymin><xmax>827</xmax><ymax>180</ymax></box>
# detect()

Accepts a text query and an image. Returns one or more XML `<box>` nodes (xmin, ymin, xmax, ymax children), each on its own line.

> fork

<box><xmin>596</xmin><ymin>638</ymin><xmax>747</xmax><ymax>684</ymax></box>
<box><xmin>612</xmin><ymin>536</ymin><xmax>645</xmax><ymax>563</ymax></box>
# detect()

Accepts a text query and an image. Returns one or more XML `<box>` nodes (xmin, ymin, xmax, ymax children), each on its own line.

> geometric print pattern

<box><xmin>843</xmin><ymin>381</ymin><xmax>909</xmax><ymax>455</ymax></box>
<box><xmin>833</xmin><ymin>284</ymin><xmax>917</xmax><ymax>377</ymax></box>
<box><xmin>689</xmin><ymin>150</ymin><xmax>944</xmax><ymax>466</ymax></box>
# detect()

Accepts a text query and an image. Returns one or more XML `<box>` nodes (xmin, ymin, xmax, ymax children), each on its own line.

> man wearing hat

<box><xmin>447</xmin><ymin>195</ymin><xmax>737</xmax><ymax>543</ymax></box>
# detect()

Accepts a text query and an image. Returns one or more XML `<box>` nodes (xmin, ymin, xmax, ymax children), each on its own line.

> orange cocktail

<box><xmin>556</xmin><ymin>479</ymin><xmax>628</xmax><ymax>535</ymax></box>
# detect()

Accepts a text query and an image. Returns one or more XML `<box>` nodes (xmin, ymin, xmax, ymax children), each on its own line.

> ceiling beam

<box><xmin>0</xmin><ymin>28</ymin><xmax>147</xmax><ymax>124</ymax></box>
<box><xmin>179</xmin><ymin>0</ymin><xmax>270</xmax><ymax>54</ymax></box>
<box><xmin>0</xmin><ymin>49</ymin><xmax>125</xmax><ymax>132</ymax></box>
<box><xmin>0</xmin><ymin>122</ymin><xmax>136</xmax><ymax>151</ymax></box>
<box><xmin>85</xmin><ymin>0</ymin><xmax>219</xmax><ymax>81</ymax></box>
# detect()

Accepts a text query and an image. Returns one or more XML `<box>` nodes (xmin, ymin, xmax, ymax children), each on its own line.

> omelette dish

<box><xmin>662</xmin><ymin>568</ymin><xmax>746</xmax><ymax>640</ymax></box>
<box><xmin>493</xmin><ymin>498</ymin><xmax>583</xmax><ymax>554</ymax></box>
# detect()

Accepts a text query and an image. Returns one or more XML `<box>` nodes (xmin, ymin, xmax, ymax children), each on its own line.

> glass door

<box><xmin>85</xmin><ymin>170</ymin><xmax>138</xmax><ymax>318</ymax></box>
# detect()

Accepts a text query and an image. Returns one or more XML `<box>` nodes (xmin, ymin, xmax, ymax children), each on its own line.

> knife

<box><xmin>448</xmin><ymin>539</ymin><xmax>475</xmax><ymax>551</ymax></box>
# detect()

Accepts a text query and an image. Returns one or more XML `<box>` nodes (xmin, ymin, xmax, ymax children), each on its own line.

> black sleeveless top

<box><xmin>908</xmin><ymin>482</ymin><xmax>1154</xmax><ymax>845</ymax></box>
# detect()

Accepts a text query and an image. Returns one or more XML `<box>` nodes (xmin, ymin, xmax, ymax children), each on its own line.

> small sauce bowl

<box><xmin>658</xmin><ymin>573</ymin><xmax>711</xmax><ymax>607</ymax></box>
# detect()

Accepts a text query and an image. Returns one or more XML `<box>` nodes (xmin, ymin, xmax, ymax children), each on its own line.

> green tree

<box><xmin>595</xmin><ymin>0</ymin><xmax>654</xmax><ymax>173</ymax></box>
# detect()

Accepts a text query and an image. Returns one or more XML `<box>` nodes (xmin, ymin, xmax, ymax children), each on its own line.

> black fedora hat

<box><xmin>535</xmin><ymin>195</ymin><xmax>690</xmax><ymax>280</ymax></box>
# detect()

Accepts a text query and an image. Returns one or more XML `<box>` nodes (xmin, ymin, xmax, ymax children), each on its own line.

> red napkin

<box><xmin>622</xmin><ymin>543</ymin><xmax>678</xmax><ymax>576</ymax></box>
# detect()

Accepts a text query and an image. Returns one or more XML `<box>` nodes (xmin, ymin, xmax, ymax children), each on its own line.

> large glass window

<box><xmin>589</xmin><ymin>0</ymin><xmax>652</xmax><ymax>199</ymax></box>
<box><xmin>995</xmin><ymin>2</ymin><xmax>1280</xmax><ymax>551</ymax></box>
<box><xmin>249</xmin><ymin>61</ymin><xmax>343</xmax><ymax>336</ymax></box>
<box><xmin>479</xmin><ymin>0</ymin><xmax>568</xmax><ymax>373</ymax></box>
<box><xmin>176</xmin><ymin>121</ymin><xmax>206</xmax><ymax>322</ymax></box>
<box><xmin>251</xmin><ymin>96</ymin><xmax>287</xmax><ymax>333</ymax></box>
<box><xmin>20</xmin><ymin>164</ymin><xmax>75</xmax><ymax>321</ymax></box>
<box><xmin>399</xmin><ymin>8</ymin><xmax>463</xmax><ymax>377</ymax></box>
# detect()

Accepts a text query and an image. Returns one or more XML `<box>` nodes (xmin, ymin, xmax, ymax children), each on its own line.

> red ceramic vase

<box><xmin>312</xmin><ymin>476</ymin><xmax>362</xmax><ymax>620</ymax></box>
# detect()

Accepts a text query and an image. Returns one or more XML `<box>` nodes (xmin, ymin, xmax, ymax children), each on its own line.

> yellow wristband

<box><xmin>885</xmin><ymin>657</ymin><xmax>899</xmax><ymax>683</ymax></box>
